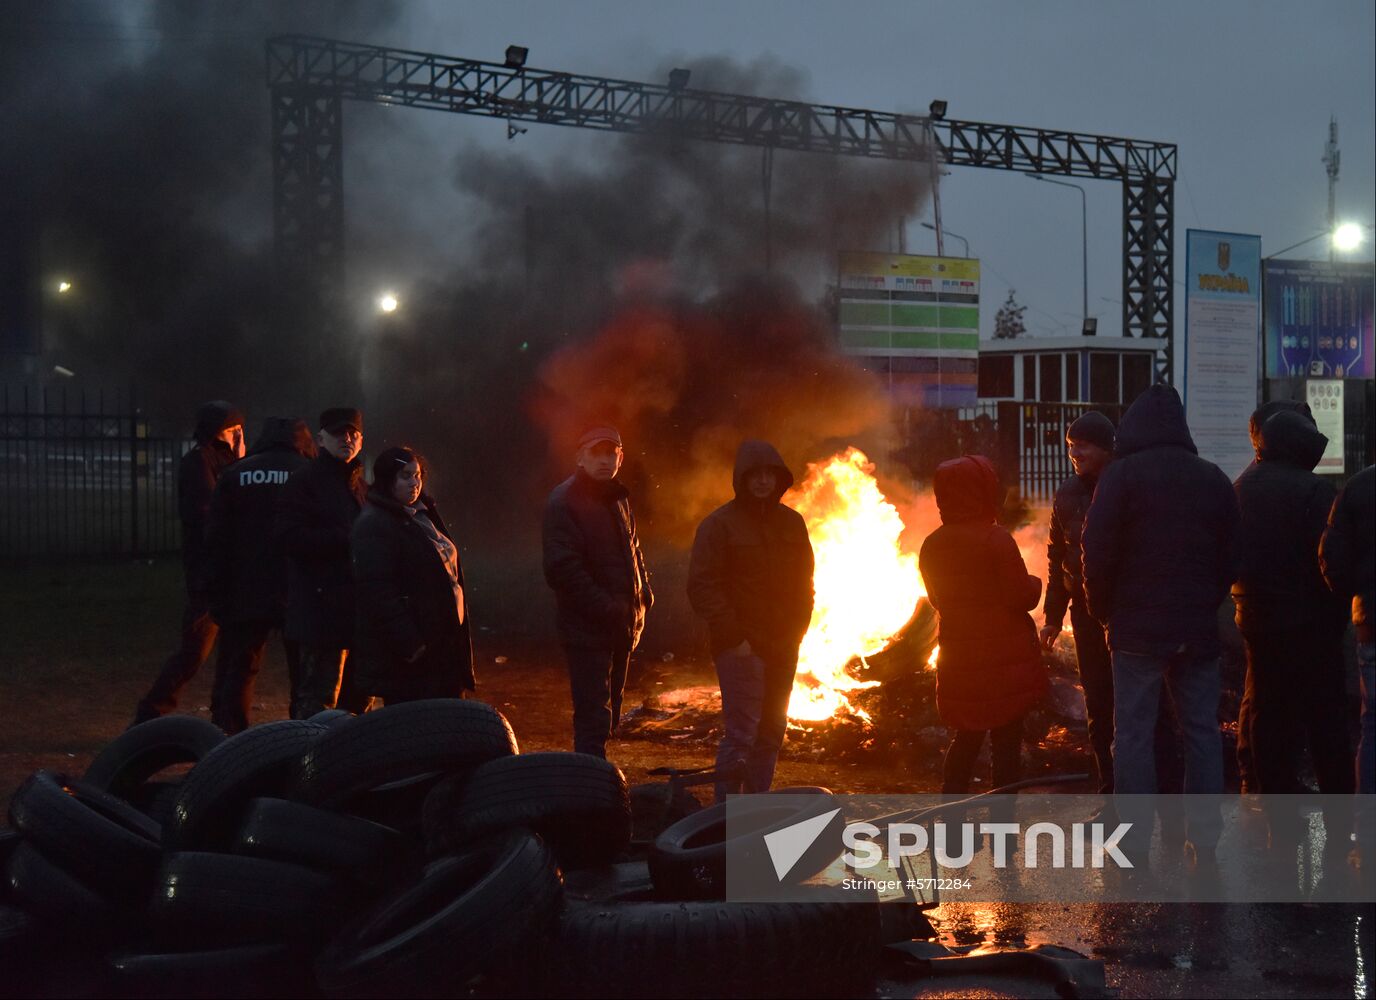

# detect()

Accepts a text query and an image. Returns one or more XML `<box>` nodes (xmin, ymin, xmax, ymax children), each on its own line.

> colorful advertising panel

<box><xmin>1183</xmin><ymin>229</ymin><xmax>1262</xmax><ymax>481</ymax></box>
<box><xmin>1305</xmin><ymin>379</ymin><xmax>1345</xmax><ymax>474</ymax></box>
<box><xmin>1263</xmin><ymin>259</ymin><xmax>1373</xmax><ymax>379</ymax></box>
<box><xmin>837</xmin><ymin>252</ymin><xmax>979</xmax><ymax>408</ymax></box>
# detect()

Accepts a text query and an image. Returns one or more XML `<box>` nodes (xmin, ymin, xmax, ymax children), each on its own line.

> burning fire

<box><xmin>785</xmin><ymin>448</ymin><xmax>924</xmax><ymax>722</ymax></box>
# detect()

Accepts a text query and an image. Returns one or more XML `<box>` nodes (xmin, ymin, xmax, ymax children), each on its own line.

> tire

<box><xmin>538</xmin><ymin>894</ymin><xmax>882</xmax><ymax>998</ymax></box>
<box><xmin>164</xmin><ymin>720</ymin><xmax>326</xmax><ymax>851</ymax></box>
<box><xmin>0</xmin><ymin>901</ymin><xmax>34</xmax><ymax>964</ymax></box>
<box><xmin>0</xmin><ymin>829</ymin><xmax>20</xmax><ymax>897</ymax></box>
<box><xmin>343</xmin><ymin>771</ymin><xmax>447</xmax><ymax>836</ymax></box>
<box><xmin>152</xmin><ymin>852</ymin><xmax>350</xmax><ymax>946</ymax></box>
<box><xmin>424</xmin><ymin>752</ymin><xmax>631</xmax><ymax>868</ymax></box>
<box><xmin>315</xmin><ymin>831</ymin><xmax>561</xmax><ymax>998</ymax></box>
<box><xmin>7</xmin><ymin>771</ymin><xmax>161</xmax><ymax>902</ymax></box>
<box><xmin>5</xmin><ymin>839</ymin><xmax>124</xmax><ymax>934</ymax></box>
<box><xmin>308</xmin><ymin>708</ymin><xmax>355</xmax><ymax>728</ymax></box>
<box><xmin>293</xmin><ymin>700</ymin><xmax>518</xmax><ymax>809</ymax></box>
<box><xmin>83</xmin><ymin>716</ymin><xmax>226</xmax><ymax>798</ymax></box>
<box><xmin>108</xmin><ymin>942</ymin><xmax>313</xmax><ymax>999</ymax></box>
<box><xmin>648</xmin><ymin>791</ymin><xmax>844</xmax><ymax>900</ymax></box>
<box><xmin>127</xmin><ymin>779</ymin><xmax>183</xmax><ymax>830</ymax></box>
<box><xmin>235</xmin><ymin>797</ymin><xmax>413</xmax><ymax>887</ymax></box>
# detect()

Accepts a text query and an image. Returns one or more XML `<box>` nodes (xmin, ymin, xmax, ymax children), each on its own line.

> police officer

<box><xmin>204</xmin><ymin>418</ymin><xmax>317</xmax><ymax>733</ymax></box>
<box><xmin>278</xmin><ymin>408</ymin><xmax>370</xmax><ymax>719</ymax></box>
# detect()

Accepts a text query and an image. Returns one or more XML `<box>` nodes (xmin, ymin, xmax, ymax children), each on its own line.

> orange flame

<box><xmin>785</xmin><ymin>448</ymin><xmax>923</xmax><ymax>722</ymax></box>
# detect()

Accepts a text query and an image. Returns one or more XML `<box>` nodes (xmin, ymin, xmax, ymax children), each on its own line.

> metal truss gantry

<box><xmin>268</xmin><ymin>35</ymin><xmax>1178</xmax><ymax>381</ymax></box>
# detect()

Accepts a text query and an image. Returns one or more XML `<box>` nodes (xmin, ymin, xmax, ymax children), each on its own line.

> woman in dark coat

<box><xmin>919</xmin><ymin>455</ymin><xmax>1046</xmax><ymax>793</ymax></box>
<box><xmin>350</xmin><ymin>447</ymin><xmax>476</xmax><ymax>704</ymax></box>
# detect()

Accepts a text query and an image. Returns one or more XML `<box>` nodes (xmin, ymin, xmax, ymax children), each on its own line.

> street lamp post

<box><xmin>921</xmin><ymin>222</ymin><xmax>968</xmax><ymax>257</ymax></box>
<box><xmin>1027</xmin><ymin>173</ymin><xmax>1088</xmax><ymax>327</ymax></box>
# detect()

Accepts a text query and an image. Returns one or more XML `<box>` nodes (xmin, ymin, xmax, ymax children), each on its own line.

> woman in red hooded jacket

<box><xmin>919</xmin><ymin>455</ymin><xmax>1047</xmax><ymax>793</ymax></box>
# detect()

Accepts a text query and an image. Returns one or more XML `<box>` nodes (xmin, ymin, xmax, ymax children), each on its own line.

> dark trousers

<box><xmin>210</xmin><ymin>620</ymin><xmax>299</xmax><ymax>735</ymax></box>
<box><xmin>943</xmin><ymin>716</ymin><xmax>1024</xmax><ymax>795</ymax></box>
<box><xmin>1072</xmin><ymin>605</ymin><xmax>1185</xmax><ymax>795</ymax></box>
<box><xmin>1243</xmin><ymin>626</ymin><xmax>1353</xmax><ymax>795</ymax></box>
<box><xmin>564</xmin><ymin>644</ymin><xmax>631</xmax><ymax>759</ymax></box>
<box><xmin>713</xmin><ymin>647</ymin><xmax>799</xmax><ymax>802</ymax></box>
<box><xmin>293</xmin><ymin>646</ymin><xmax>372</xmax><ymax>720</ymax></box>
<box><xmin>135</xmin><ymin>599</ymin><xmax>219</xmax><ymax>724</ymax></box>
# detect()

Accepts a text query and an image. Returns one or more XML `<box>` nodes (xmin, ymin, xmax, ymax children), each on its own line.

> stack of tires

<box><xmin>1</xmin><ymin>699</ymin><xmax>881</xmax><ymax>998</ymax></box>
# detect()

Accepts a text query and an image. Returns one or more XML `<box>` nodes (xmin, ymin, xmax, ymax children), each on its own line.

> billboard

<box><xmin>837</xmin><ymin>251</ymin><xmax>979</xmax><ymax>408</ymax></box>
<box><xmin>1305</xmin><ymin>379</ymin><xmax>1345</xmax><ymax>474</ymax></box>
<box><xmin>1183</xmin><ymin>229</ymin><xmax>1263</xmax><ymax>481</ymax></box>
<box><xmin>1263</xmin><ymin>259</ymin><xmax>1373</xmax><ymax>379</ymax></box>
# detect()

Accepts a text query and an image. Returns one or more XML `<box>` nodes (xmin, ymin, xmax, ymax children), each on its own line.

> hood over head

<box><xmin>1258</xmin><ymin>409</ymin><xmax>1328</xmax><ymax>471</ymax></box>
<box><xmin>933</xmin><ymin>455</ymin><xmax>1000</xmax><ymax>524</ymax></box>
<box><xmin>193</xmin><ymin>400</ymin><xmax>244</xmax><ymax>445</ymax></box>
<box><xmin>732</xmin><ymin>439</ymin><xmax>794</xmax><ymax>503</ymax></box>
<box><xmin>1248</xmin><ymin>399</ymin><xmax>1313</xmax><ymax>458</ymax></box>
<box><xmin>1114</xmin><ymin>384</ymin><xmax>1197</xmax><ymax>458</ymax></box>
<box><xmin>249</xmin><ymin>417</ymin><xmax>317</xmax><ymax>460</ymax></box>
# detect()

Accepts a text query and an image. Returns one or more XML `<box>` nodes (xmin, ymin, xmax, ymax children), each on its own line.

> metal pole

<box><xmin>926</xmin><ymin>122</ymin><xmax>944</xmax><ymax>257</ymax></box>
<box><xmin>1026</xmin><ymin>173</ymin><xmax>1088</xmax><ymax>324</ymax></box>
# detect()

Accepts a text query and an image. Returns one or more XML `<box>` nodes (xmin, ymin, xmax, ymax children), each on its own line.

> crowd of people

<box><xmin>129</xmin><ymin>385</ymin><xmax>1374</xmax><ymax>865</ymax></box>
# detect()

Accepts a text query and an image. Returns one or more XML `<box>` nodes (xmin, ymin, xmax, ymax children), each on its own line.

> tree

<box><xmin>993</xmin><ymin>290</ymin><xmax>1027</xmax><ymax>339</ymax></box>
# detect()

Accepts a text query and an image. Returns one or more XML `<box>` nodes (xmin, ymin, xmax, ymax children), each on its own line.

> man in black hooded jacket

<box><xmin>204</xmin><ymin>417</ymin><xmax>317</xmax><ymax>733</ymax></box>
<box><xmin>689</xmin><ymin>439</ymin><xmax>815</xmax><ymax>801</ymax></box>
<box><xmin>133</xmin><ymin>400</ymin><xmax>244</xmax><ymax>725</ymax></box>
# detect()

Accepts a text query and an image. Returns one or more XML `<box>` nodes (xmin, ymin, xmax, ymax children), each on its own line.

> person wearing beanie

<box><xmin>919</xmin><ymin>455</ymin><xmax>1046</xmax><ymax>794</ymax></box>
<box><xmin>1082</xmin><ymin>384</ymin><xmax>1239</xmax><ymax>868</ymax></box>
<box><xmin>350</xmin><ymin>447</ymin><xmax>475</xmax><ymax>704</ymax></box>
<box><xmin>203</xmin><ymin>418</ymin><xmax>318</xmax><ymax>734</ymax></box>
<box><xmin>133</xmin><ymin>400</ymin><xmax>246</xmax><ymax>726</ymax></box>
<box><xmin>277</xmin><ymin>407</ymin><xmax>370</xmax><ymax>719</ymax></box>
<box><xmin>688</xmin><ymin>439</ymin><xmax>815</xmax><ymax>801</ymax></box>
<box><xmin>1042</xmin><ymin>411</ymin><xmax>1183</xmax><ymax>809</ymax></box>
<box><xmin>542</xmin><ymin>426</ymin><xmax>654</xmax><ymax>759</ymax></box>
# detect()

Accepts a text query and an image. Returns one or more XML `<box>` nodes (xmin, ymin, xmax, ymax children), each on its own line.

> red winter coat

<box><xmin>919</xmin><ymin>456</ymin><xmax>1046</xmax><ymax>731</ymax></box>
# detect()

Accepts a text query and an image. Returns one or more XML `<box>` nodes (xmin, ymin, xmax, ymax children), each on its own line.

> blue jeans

<box><xmin>713</xmin><ymin>648</ymin><xmax>797</xmax><ymax>802</ymax></box>
<box><xmin>1112</xmin><ymin>648</ymin><xmax>1223</xmax><ymax>851</ymax></box>
<box><xmin>1359</xmin><ymin>642</ymin><xmax>1375</xmax><ymax>846</ymax></box>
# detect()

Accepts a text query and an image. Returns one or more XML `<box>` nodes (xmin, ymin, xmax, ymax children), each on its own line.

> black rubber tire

<box><xmin>163</xmin><ymin>720</ymin><xmax>326</xmax><ymax>851</ymax></box>
<box><xmin>293</xmin><ymin>700</ymin><xmax>518</xmax><ymax>809</ymax></box>
<box><xmin>648</xmin><ymin>792</ymin><xmax>844</xmax><ymax>900</ymax></box>
<box><xmin>152</xmin><ymin>851</ymin><xmax>350</xmax><ymax>946</ymax></box>
<box><xmin>537</xmin><ymin>895</ymin><xmax>883</xmax><ymax>998</ymax></box>
<box><xmin>7</xmin><ymin>771</ymin><xmax>161</xmax><ymax>902</ymax></box>
<box><xmin>343</xmin><ymin>771</ymin><xmax>448</xmax><ymax>836</ymax></box>
<box><xmin>235</xmin><ymin>797</ymin><xmax>412</xmax><ymax>887</ymax></box>
<box><xmin>315</xmin><ymin>831</ymin><xmax>561</xmax><ymax>998</ymax></box>
<box><xmin>0</xmin><ymin>901</ymin><xmax>34</xmax><ymax>965</ymax></box>
<box><xmin>108</xmin><ymin>942</ymin><xmax>314</xmax><ymax>999</ymax></box>
<box><xmin>127</xmin><ymin>779</ymin><xmax>183</xmax><ymax>830</ymax></box>
<box><xmin>424</xmin><ymin>752</ymin><xmax>631</xmax><ymax>868</ymax></box>
<box><xmin>5</xmin><ymin>839</ymin><xmax>124</xmax><ymax>934</ymax></box>
<box><xmin>308</xmin><ymin>708</ymin><xmax>355</xmax><ymax>728</ymax></box>
<box><xmin>83</xmin><ymin>716</ymin><xmax>226</xmax><ymax>798</ymax></box>
<box><xmin>0</xmin><ymin>829</ymin><xmax>19</xmax><ymax>898</ymax></box>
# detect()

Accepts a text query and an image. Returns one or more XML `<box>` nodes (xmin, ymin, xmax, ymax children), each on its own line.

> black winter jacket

<box><xmin>542</xmin><ymin>470</ymin><xmax>653</xmax><ymax>650</ymax></box>
<box><xmin>204</xmin><ymin>419</ymin><xmax>316</xmax><ymax>625</ymax></box>
<box><xmin>351</xmin><ymin>490</ymin><xmax>476</xmax><ymax>701</ymax></box>
<box><xmin>1044</xmin><ymin>471</ymin><xmax>1098</xmax><ymax>628</ymax></box>
<box><xmin>1321</xmin><ymin>464</ymin><xmax>1376</xmax><ymax>643</ymax></box>
<box><xmin>278</xmin><ymin>451</ymin><xmax>367</xmax><ymax>646</ymax></box>
<box><xmin>1082</xmin><ymin>385</ymin><xmax>1239</xmax><ymax>656</ymax></box>
<box><xmin>1231</xmin><ymin>411</ymin><xmax>1343</xmax><ymax>634</ymax></box>
<box><xmin>176</xmin><ymin>441</ymin><xmax>236</xmax><ymax>598</ymax></box>
<box><xmin>687</xmin><ymin>440</ymin><xmax>815</xmax><ymax>657</ymax></box>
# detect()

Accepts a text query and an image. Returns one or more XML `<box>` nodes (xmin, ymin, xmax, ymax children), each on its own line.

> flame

<box><xmin>785</xmin><ymin>448</ymin><xmax>924</xmax><ymax>722</ymax></box>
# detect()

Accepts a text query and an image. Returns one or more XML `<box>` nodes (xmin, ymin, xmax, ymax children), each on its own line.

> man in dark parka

<box><xmin>278</xmin><ymin>408</ymin><xmax>369</xmax><ymax>719</ymax></box>
<box><xmin>133</xmin><ymin>400</ymin><xmax>244</xmax><ymax>725</ymax></box>
<box><xmin>203</xmin><ymin>417</ymin><xmax>316</xmax><ymax>734</ymax></box>
<box><xmin>688</xmin><ymin>439</ymin><xmax>815</xmax><ymax>801</ymax></box>
<box><xmin>542</xmin><ymin>426</ymin><xmax>653</xmax><ymax>758</ymax></box>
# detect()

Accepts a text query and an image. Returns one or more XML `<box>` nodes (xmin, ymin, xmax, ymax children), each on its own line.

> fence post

<box><xmin>996</xmin><ymin>400</ymin><xmax>1022</xmax><ymax>500</ymax></box>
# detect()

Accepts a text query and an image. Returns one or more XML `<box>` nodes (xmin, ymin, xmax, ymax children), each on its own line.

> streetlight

<box><xmin>1026</xmin><ymin>172</ymin><xmax>1088</xmax><ymax>327</ymax></box>
<box><xmin>921</xmin><ymin>222</ymin><xmax>968</xmax><ymax>257</ymax></box>
<box><xmin>56</xmin><ymin>280</ymin><xmax>73</xmax><ymax>294</ymax></box>
<box><xmin>377</xmin><ymin>292</ymin><xmax>399</xmax><ymax>313</ymax></box>
<box><xmin>1333</xmin><ymin>222</ymin><xmax>1365</xmax><ymax>252</ymax></box>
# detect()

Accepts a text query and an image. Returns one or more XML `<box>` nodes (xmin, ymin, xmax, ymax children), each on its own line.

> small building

<box><xmin>976</xmin><ymin>336</ymin><xmax>1158</xmax><ymax>406</ymax></box>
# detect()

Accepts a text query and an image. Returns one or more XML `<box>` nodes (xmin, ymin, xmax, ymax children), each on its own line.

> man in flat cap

<box><xmin>542</xmin><ymin>426</ymin><xmax>654</xmax><ymax>758</ymax></box>
<box><xmin>133</xmin><ymin>400</ymin><xmax>245</xmax><ymax>725</ymax></box>
<box><xmin>278</xmin><ymin>407</ymin><xmax>370</xmax><ymax>719</ymax></box>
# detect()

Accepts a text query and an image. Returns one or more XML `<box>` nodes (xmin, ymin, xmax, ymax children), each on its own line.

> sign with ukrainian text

<box><xmin>838</xmin><ymin>251</ymin><xmax>980</xmax><ymax>409</ymax></box>
<box><xmin>1263</xmin><ymin>259</ymin><xmax>1373</xmax><ymax>380</ymax></box>
<box><xmin>1183</xmin><ymin>229</ymin><xmax>1262</xmax><ymax>481</ymax></box>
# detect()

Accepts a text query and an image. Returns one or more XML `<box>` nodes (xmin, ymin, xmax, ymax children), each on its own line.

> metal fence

<box><xmin>0</xmin><ymin>386</ymin><xmax>188</xmax><ymax>558</ymax></box>
<box><xmin>963</xmin><ymin>400</ymin><xmax>1126</xmax><ymax>505</ymax></box>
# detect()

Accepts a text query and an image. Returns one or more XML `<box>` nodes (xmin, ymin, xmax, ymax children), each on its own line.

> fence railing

<box><xmin>1</xmin><ymin>386</ymin><xmax>188</xmax><ymax>558</ymax></box>
<box><xmin>962</xmin><ymin>400</ymin><xmax>1125</xmax><ymax>506</ymax></box>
